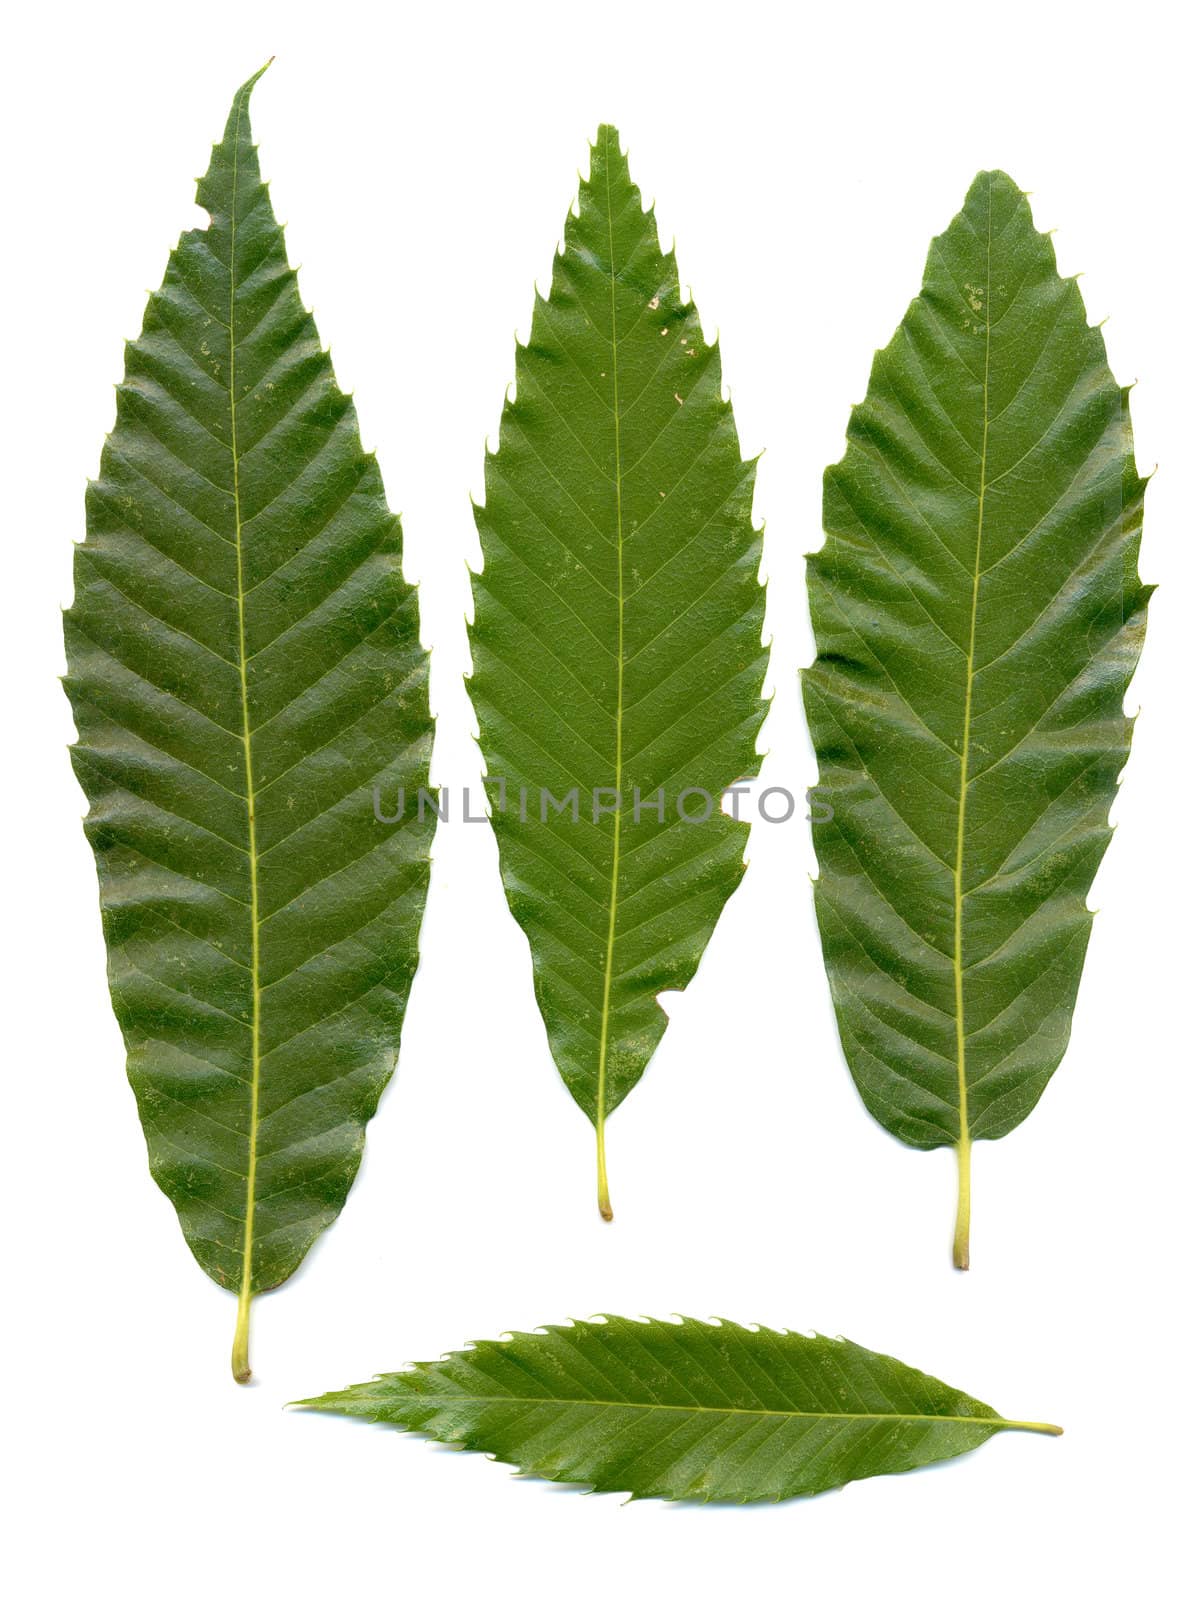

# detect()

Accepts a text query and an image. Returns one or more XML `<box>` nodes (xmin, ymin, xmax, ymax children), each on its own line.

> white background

<box><xmin>2</xmin><ymin>1</ymin><xmax>1193</xmax><ymax>1595</ymax></box>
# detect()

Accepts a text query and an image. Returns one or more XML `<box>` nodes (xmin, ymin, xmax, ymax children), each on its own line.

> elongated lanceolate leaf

<box><xmin>469</xmin><ymin>128</ymin><xmax>767</xmax><ymax>1217</ymax></box>
<box><xmin>297</xmin><ymin>1315</ymin><xmax>1060</xmax><ymax>1503</ymax></box>
<box><xmin>805</xmin><ymin>172</ymin><xmax>1150</xmax><ymax>1266</ymax></box>
<box><xmin>63</xmin><ymin>67</ymin><xmax>434</xmax><ymax>1379</ymax></box>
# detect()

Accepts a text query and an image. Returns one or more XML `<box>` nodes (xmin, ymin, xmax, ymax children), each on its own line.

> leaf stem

<box><xmin>232</xmin><ymin>1286</ymin><xmax>252</xmax><ymax>1384</ymax></box>
<box><xmin>597</xmin><ymin>1118</ymin><xmax>613</xmax><ymax>1221</ymax></box>
<box><xmin>950</xmin><ymin>178</ymin><xmax>991</xmax><ymax>1273</ymax></box>
<box><xmin>593</xmin><ymin>125</ymin><xmax>624</xmax><ymax>1228</ymax></box>
<box><xmin>954</xmin><ymin>1136</ymin><xmax>971</xmax><ymax>1270</ymax></box>
<box><xmin>1002</xmin><ymin>1418</ymin><xmax>1063</xmax><ymax>1437</ymax></box>
<box><xmin>228</xmin><ymin>72</ymin><xmax>264</xmax><ymax>1382</ymax></box>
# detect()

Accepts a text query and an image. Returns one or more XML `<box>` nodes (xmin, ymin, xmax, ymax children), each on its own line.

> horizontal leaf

<box><xmin>63</xmin><ymin>66</ymin><xmax>434</xmax><ymax>1379</ymax></box>
<box><xmin>805</xmin><ymin>171</ymin><xmax>1150</xmax><ymax>1265</ymax></box>
<box><xmin>296</xmin><ymin>1315</ymin><xmax>1060</xmax><ymax>1503</ymax></box>
<box><xmin>469</xmin><ymin>127</ymin><xmax>768</xmax><ymax>1217</ymax></box>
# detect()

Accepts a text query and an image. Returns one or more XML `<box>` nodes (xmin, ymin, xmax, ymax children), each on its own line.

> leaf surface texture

<box><xmin>298</xmin><ymin>1315</ymin><xmax>1059</xmax><ymax>1502</ymax></box>
<box><xmin>469</xmin><ymin>128</ymin><xmax>767</xmax><ymax>1213</ymax></box>
<box><xmin>805</xmin><ymin>172</ymin><xmax>1150</xmax><ymax>1264</ymax></box>
<box><xmin>63</xmin><ymin>67</ymin><xmax>434</xmax><ymax>1376</ymax></box>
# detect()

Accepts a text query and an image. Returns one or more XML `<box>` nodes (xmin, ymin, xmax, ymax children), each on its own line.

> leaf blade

<box><xmin>297</xmin><ymin>1316</ymin><xmax>1059</xmax><ymax>1503</ymax></box>
<box><xmin>63</xmin><ymin>68</ymin><xmax>434</xmax><ymax>1378</ymax></box>
<box><xmin>469</xmin><ymin>127</ymin><xmax>768</xmax><ymax>1215</ymax></box>
<box><xmin>805</xmin><ymin>171</ymin><xmax>1150</xmax><ymax>1264</ymax></box>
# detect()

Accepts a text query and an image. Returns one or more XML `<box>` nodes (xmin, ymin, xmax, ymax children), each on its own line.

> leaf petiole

<box><xmin>596</xmin><ymin>1119</ymin><xmax>613</xmax><ymax>1222</ymax></box>
<box><xmin>954</xmin><ymin>1136</ymin><xmax>971</xmax><ymax>1270</ymax></box>
<box><xmin>232</xmin><ymin>1289</ymin><xmax>252</xmax><ymax>1384</ymax></box>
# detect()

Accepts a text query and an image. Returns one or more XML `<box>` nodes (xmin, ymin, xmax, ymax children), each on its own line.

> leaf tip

<box><xmin>244</xmin><ymin>56</ymin><xmax>275</xmax><ymax>94</ymax></box>
<box><xmin>968</xmin><ymin>167</ymin><xmax>1022</xmax><ymax>196</ymax></box>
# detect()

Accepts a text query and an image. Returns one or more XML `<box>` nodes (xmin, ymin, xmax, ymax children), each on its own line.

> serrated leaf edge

<box><xmin>292</xmin><ymin>1316</ymin><xmax>1061</xmax><ymax>1505</ymax></box>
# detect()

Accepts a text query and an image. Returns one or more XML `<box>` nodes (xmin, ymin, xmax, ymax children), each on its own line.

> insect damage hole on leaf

<box><xmin>469</xmin><ymin>127</ymin><xmax>768</xmax><ymax>1220</ymax></box>
<box><xmin>63</xmin><ymin>65</ymin><xmax>434</xmax><ymax>1380</ymax></box>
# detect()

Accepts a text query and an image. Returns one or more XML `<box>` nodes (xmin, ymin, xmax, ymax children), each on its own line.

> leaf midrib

<box><xmin>228</xmin><ymin>80</ymin><xmax>263</xmax><ymax>1380</ymax></box>
<box><xmin>951</xmin><ymin>176</ymin><xmax>993</xmax><ymax>1254</ymax></box>
<box><xmin>593</xmin><ymin>126</ymin><xmax>624</xmax><ymax>1221</ymax></box>
<box><xmin>363</xmin><ymin>1392</ymin><xmax>1052</xmax><ymax>1431</ymax></box>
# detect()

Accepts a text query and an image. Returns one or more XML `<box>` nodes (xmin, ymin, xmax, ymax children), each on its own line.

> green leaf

<box><xmin>469</xmin><ymin>127</ymin><xmax>767</xmax><ymax>1217</ymax></box>
<box><xmin>63</xmin><ymin>66</ymin><xmax>434</xmax><ymax>1379</ymax></box>
<box><xmin>296</xmin><ymin>1315</ymin><xmax>1060</xmax><ymax>1503</ymax></box>
<box><xmin>805</xmin><ymin>172</ymin><xmax>1150</xmax><ymax>1266</ymax></box>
